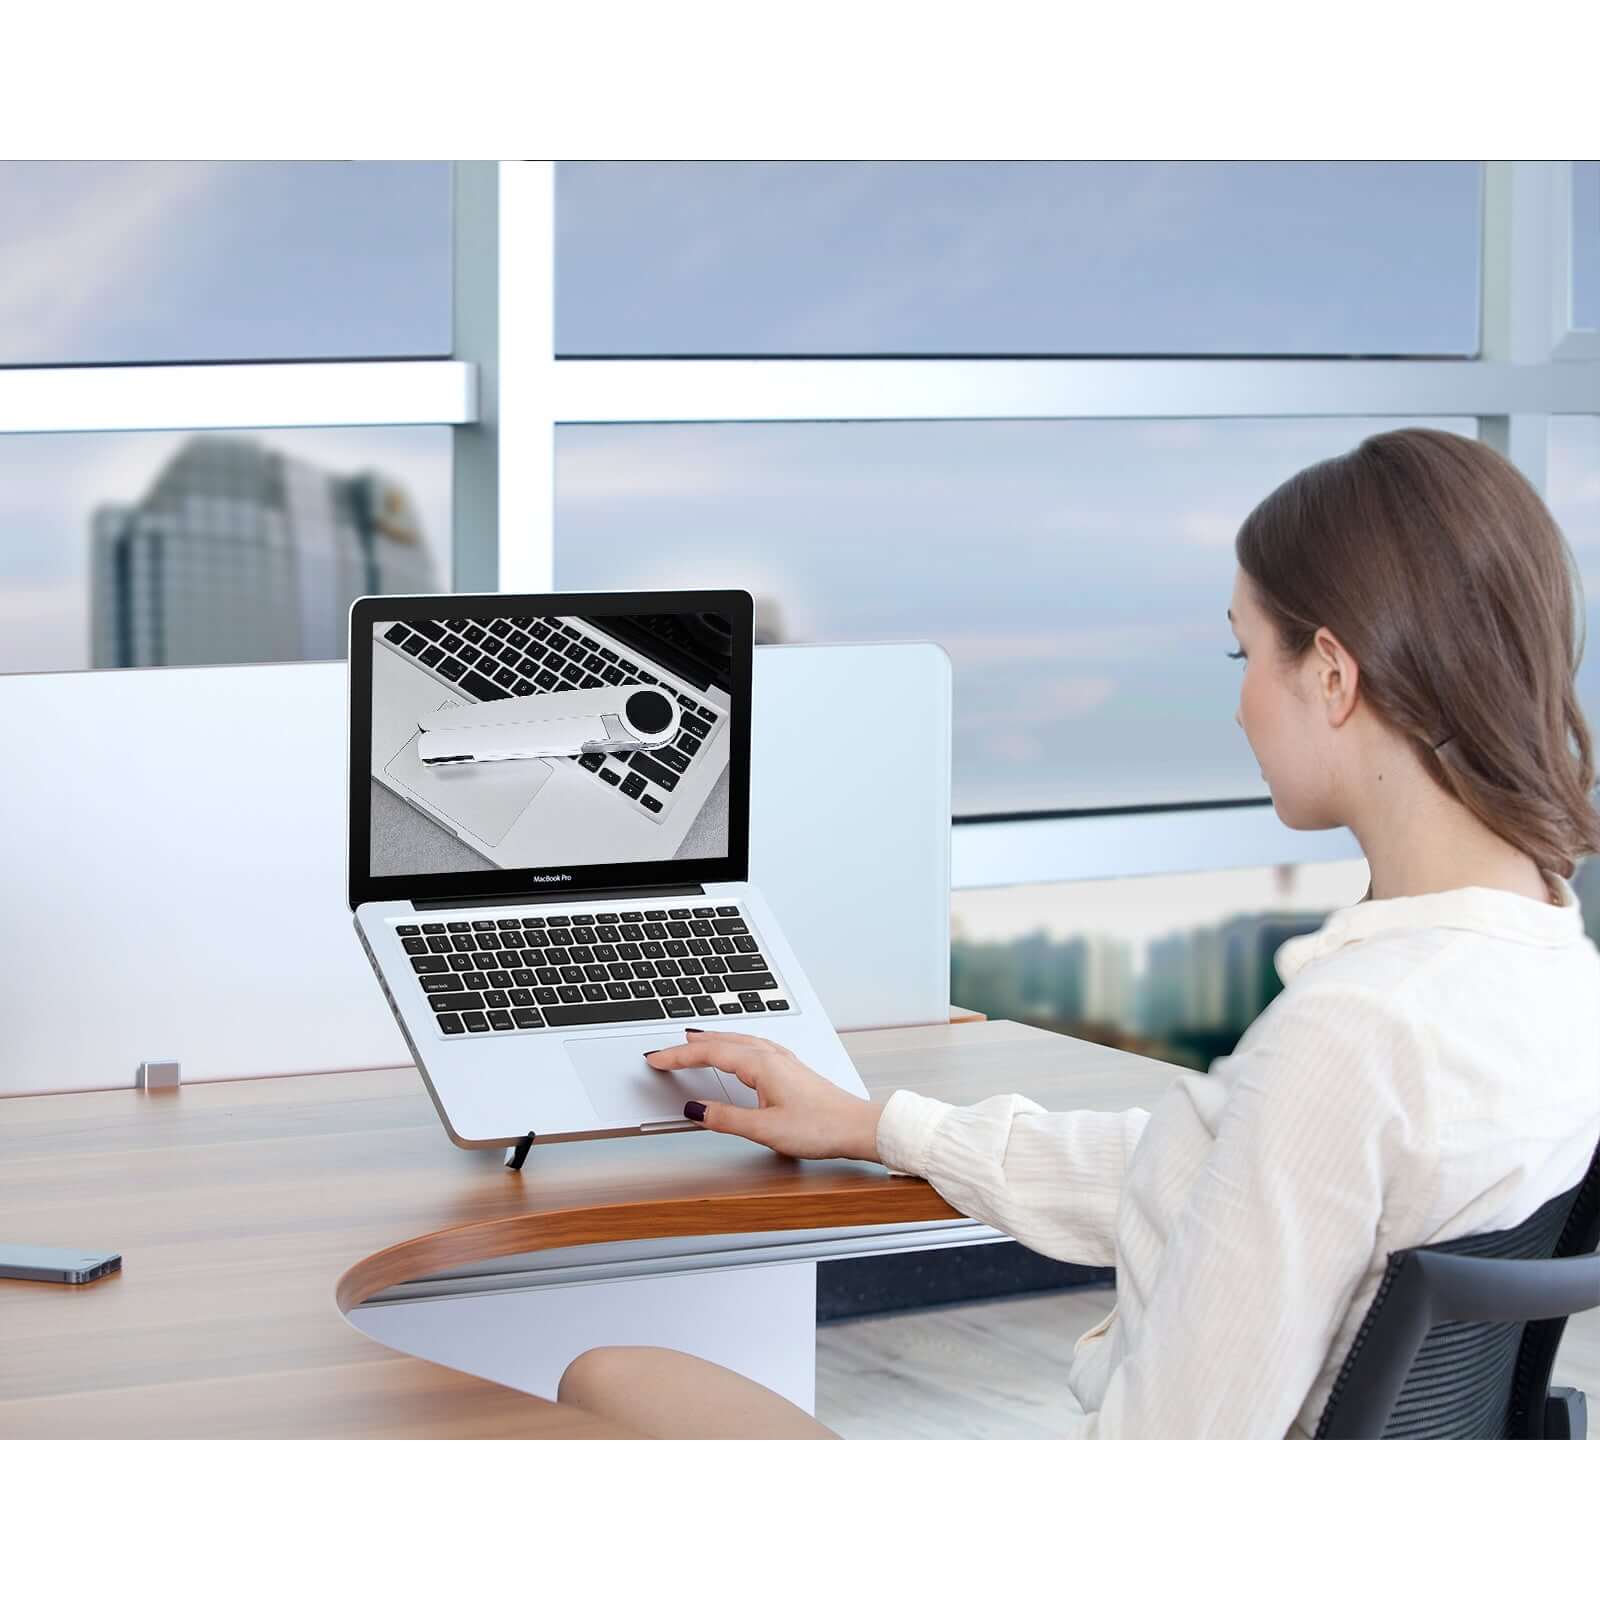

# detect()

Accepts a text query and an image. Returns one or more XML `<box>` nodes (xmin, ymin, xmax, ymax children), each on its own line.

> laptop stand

<box><xmin>505</xmin><ymin>1133</ymin><xmax>536</xmax><ymax>1171</ymax></box>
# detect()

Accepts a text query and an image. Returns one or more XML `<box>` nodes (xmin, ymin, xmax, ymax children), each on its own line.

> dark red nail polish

<box><xmin>686</xmin><ymin>1027</ymin><xmax>704</xmax><ymax>1033</ymax></box>
<box><xmin>684</xmin><ymin>1101</ymin><xmax>707</xmax><ymax>1122</ymax></box>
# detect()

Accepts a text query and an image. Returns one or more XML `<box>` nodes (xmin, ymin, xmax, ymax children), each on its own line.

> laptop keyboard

<box><xmin>394</xmin><ymin>903</ymin><xmax>794</xmax><ymax>1038</ymax></box>
<box><xmin>380</xmin><ymin>617</ymin><xmax>722</xmax><ymax>823</ymax></box>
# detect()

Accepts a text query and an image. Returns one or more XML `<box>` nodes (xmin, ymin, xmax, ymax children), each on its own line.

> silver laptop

<box><xmin>348</xmin><ymin>588</ymin><xmax>870</xmax><ymax>1153</ymax></box>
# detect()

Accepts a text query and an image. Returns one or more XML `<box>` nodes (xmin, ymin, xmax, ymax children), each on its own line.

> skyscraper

<box><xmin>91</xmin><ymin>435</ymin><xmax>440</xmax><ymax>668</ymax></box>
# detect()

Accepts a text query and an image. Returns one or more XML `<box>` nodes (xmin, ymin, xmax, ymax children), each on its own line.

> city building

<box><xmin>90</xmin><ymin>435</ymin><xmax>438</xmax><ymax>669</ymax></box>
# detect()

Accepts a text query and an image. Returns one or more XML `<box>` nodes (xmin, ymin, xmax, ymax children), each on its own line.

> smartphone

<box><xmin>0</xmin><ymin>1244</ymin><xmax>122</xmax><ymax>1284</ymax></box>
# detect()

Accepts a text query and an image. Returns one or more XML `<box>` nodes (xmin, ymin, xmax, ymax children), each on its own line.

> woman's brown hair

<box><xmin>1235</xmin><ymin>427</ymin><xmax>1600</xmax><ymax>880</ymax></box>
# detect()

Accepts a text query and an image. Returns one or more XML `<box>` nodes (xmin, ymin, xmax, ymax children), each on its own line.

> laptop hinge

<box><xmin>411</xmin><ymin>881</ymin><xmax>708</xmax><ymax>912</ymax></box>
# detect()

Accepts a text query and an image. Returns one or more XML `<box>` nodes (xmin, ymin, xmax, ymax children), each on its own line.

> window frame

<box><xmin>7</xmin><ymin>159</ymin><xmax>1599</xmax><ymax>891</ymax></box>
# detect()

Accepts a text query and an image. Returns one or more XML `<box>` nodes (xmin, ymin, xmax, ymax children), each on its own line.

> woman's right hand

<box><xmin>644</xmin><ymin>1029</ymin><xmax>885</xmax><ymax>1162</ymax></box>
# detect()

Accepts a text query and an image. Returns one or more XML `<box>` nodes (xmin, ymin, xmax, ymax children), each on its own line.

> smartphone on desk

<box><xmin>0</xmin><ymin>1244</ymin><xmax>122</xmax><ymax>1284</ymax></box>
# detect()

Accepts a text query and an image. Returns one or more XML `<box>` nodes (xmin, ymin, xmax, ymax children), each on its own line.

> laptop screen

<box><xmin>348</xmin><ymin>591</ymin><xmax>753</xmax><ymax>908</ymax></box>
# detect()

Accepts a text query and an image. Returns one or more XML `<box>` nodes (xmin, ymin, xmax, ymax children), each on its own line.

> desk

<box><xmin>0</xmin><ymin>1021</ymin><xmax>1189</xmax><ymax>1438</ymax></box>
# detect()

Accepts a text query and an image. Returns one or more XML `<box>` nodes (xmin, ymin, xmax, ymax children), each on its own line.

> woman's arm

<box><xmin>875</xmin><ymin>1090</ymin><xmax>1151</xmax><ymax>1266</ymax></box>
<box><xmin>644</xmin><ymin>1032</ymin><xmax>1153</xmax><ymax>1266</ymax></box>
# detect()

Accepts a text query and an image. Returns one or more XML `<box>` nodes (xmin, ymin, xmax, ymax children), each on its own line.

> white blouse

<box><xmin>875</xmin><ymin>879</ymin><xmax>1600</xmax><ymax>1438</ymax></box>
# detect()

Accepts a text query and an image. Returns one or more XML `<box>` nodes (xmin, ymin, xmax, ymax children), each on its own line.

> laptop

<box><xmin>348</xmin><ymin>588</ymin><xmax>871</xmax><ymax>1152</ymax></box>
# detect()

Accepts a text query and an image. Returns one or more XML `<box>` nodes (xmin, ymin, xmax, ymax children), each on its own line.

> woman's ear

<box><xmin>1312</xmin><ymin>626</ymin><xmax>1360</xmax><ymax>728</ymax></box>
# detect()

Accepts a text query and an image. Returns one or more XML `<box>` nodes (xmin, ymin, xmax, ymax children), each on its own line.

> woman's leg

<box><xmin>558</xmin><ymin>1346</ymin><xmax>839</xmax><ymax>1439</ymax></box>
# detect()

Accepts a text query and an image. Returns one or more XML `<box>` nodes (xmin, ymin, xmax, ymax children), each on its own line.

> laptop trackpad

<box><xmin>568</xmin><ymin>1032</ymin><xmax>731</xmax><ymax>1129</ymax></box>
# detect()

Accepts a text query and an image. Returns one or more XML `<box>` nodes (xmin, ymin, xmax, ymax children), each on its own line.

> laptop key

<box><xmin>486</xmin><ymin>1010</ymin><xmax>514</xmax><ymax>1032</ymax></box>
<box><xmin>507</xmin><ymin>988</ymin><xmax>534</xmax><ymax>1008</ymax></box>
<box><xmin>431</xmin><ymin>992</ymin><xmax>485</xmax><ymax>1011</ymax></box>
<box><xmin>463</xmin><ymin>1012</ymin><xmax>491</xmax><ymax>1033</ymax></box>
<box><xmin>412</xmin><ymin>956</ymin><xmax>448</xmax><ymax>974</ymax></box>
<box><xmin>384</xmin><ymin>623</ymin><xmax>411</xmax><ymax>646</ymax></box>
<box><xmin>428</xmin><ymin>936</ymin><xmax>453</xmax><ymax>954</ymax></box>
<box><xmin>719</xmin><ymin>1003</ymin><xmax>742</xmax><ymax>1015</ymax></box>
<box><xmin>739</xmin><ymin>996</ymin><xmax>766</xmax><ymax>1013</ymax></box>
<box><xmin>438</xmin><ymin>657</ymin><xmax>467</xmax><ymax>682</ymax></box>
<box><xmin>541</xmin><ymin>998</ymin><xmax>667</xmax><ymax>1028</ymax></box>
<box><xmin>735</xmin><ymin>974</ymin><xmax>777</xmax><ymax>991</ymax></box>
<box><xmin>420</xmin><ymin>646</ymin><xmax>444</xmax><ymax>668</ymax></box>
<box><xmin>620</xmin><ymin>773</ymin><xmax>646</xmax><ymax>799</ymax></box>
<box><xmin>620</xmin><ymin>911</ymin><xmax>645</xmax><ymax>922</ymax></box>
<box><xmin>692</xmin><ymin>996</ymin><xmax>719</xmax><ymax>1015</ymax></box>
<box><xmin>457</xmin><ymin>669</ymin><xmax>509</xmax><ymax>702</ymax></box>
<box><xmin>605</xmin><ymin>981</ymin><xmax>630</xmax><ymax>1000</ymax></box>
<box><xmin>463</xmin><ymin>972</ymin><xmax>490</xmax><ymax>991</ymax></box>
<box><xmin>421</xmin><ymin>974</ymin><xmax>464</xmax><ymax>994</ymax></box>
<box><xmin>582</xmin><ymin>983</ymin><xmax>606</xmax><ymax>1001</ymax></box>
<box><xmin>402</xmin><ymin>937</ymin><xmax>429</xmax><ymax>955</ymax></box>
<box><xmin>766</xmin><ymin>1000</ymin><xmax>789</xmax><ymax>1011</ymax></box>
<box><xmin>448</xmin><ymin>954</ymin><xmax>474</xmax><ymax>972</ymax></box>
<box><xmin>629</xmin><ymin>753</ymin><xmax>678</xmax><ymax>792</ymax></box>
<box><xmin>629</xmin><ymin>980</ymin><xmax>655</xmax><ymax>999</ymax></box>
<box><xmin>400</xmin><ymin>633</ymin><xmax>427</xmax><ymax>657</ymax></box>
<box><xmin>558</xmin><ymin>985</ymin><xmax>583</xmax><ymax>1003</ymax></box>
<box><xmin>657</xmin><ymin>746</ymin><xmax>690</xmax><ymax>774</ymax></box>
<box><xmin>664</xmin><ymin>998</ymin><xmax>695</xmax><ymax>1018</ymax></box>
<box><xmin>437</xmin><ymin>1012</ymin><xmax>466</xmax><ymax>1035</ymax></box>
<box><xmin>511</xmin><ymin>1009</ymin><xmax>544</xmax><ymax>1029</ymax></box>
<box><xmin>727</xmin><ymin>954</ymin><xmax>768</xmax><ymax>972</ymax></box>
<box><xmin>532</xmin><ymin>987</ymin><xmax>559</xmax><ymax>1005</ymax></box>
<box><xmin>396</xmin><ymin>923</ymin><xmax>420</xmax><ymax>937</ymax></box>
<box><xmin>640</xmin><ymin>794</ymin><xmax>663</xmax><ymax>813</ymax></box>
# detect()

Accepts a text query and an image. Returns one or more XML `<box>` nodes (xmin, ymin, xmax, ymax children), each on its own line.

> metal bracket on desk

<box><xmin>137</xmin><ymin>1058</ymin><xmax>181</xmax><ymax>1092</ymax></box>
<box><xmin>505</xmin><ymin>1133</ymin><xmax>536</xmax><ymax>1172</ymax></box>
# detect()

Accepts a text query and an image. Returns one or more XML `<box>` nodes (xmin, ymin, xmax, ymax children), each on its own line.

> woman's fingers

<box><xmin>695</xmin><ymin>1099</ymin><xmax>768</xmax><ymax>1140</ymax></box>
<box><xmin>643</xmin><ymin>1034</ymin><xmax>772</xmax><ymax>1091</ymax></box>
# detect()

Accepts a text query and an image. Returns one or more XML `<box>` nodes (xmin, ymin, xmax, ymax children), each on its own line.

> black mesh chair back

<box><xmin>1315</xmin><ymin>1137</ymin><xmax>1600</xmax><ymax>1439</ymax></box>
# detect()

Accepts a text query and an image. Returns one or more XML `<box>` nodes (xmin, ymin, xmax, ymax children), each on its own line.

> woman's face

<box><xmin>1228</xmin><ymin>569</ymin><xmax>1341</xmax><ymax>830</ymax></box>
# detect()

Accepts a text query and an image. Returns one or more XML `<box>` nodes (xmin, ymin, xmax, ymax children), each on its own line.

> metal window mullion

<box><xmin>0</xmin><ymin>361</ymin><xmax>476</xmax><ymax>436</ymax></box>
<box><xmin>545</xmin><ymin>356</ymin><xmax>1600</xmax><ymax>426</ymax></box>
<box><xmin>953</xmin><ymin>807</ymin><xmax>1362</xmax><ymax>891</ymax></box>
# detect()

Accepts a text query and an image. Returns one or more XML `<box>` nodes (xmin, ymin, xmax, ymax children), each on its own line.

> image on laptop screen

<box><xmin>368</xmin><ymin>608</ymin><xmax>735</xmax><ymax>877</ymax></box>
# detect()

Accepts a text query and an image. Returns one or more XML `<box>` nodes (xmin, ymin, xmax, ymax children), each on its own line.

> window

<box><xmin>556</xmin><ymin>160</ymin><xmax>1483</xmax><ymax>356</ymax></box>
<box><xmin>555</xmin><ymin>415</ymin><xmax>1473</xmax><ymax>815</ymax></box>
<box><xmin>1546</xmin><ymin>414</ymin><xmax>1600</xmax><ymax>724</ymax></box>
<box><xmin>0</xmin><ymin>161</ymin><xmax>451</xmax><ymax>365</ymax></box>
<box><xmin>952</xmin><ymin>858</ymin><xmax>1374</xmax><ymax>1070</ymax></box>
<box><xmin>1572</xmin><ymin>161</ymin><xmax>1600</xmax><ymax>333</ymax></box>
<box><xmin>0</xmin><ymin>427</ymin><xmax>451</xmax><ymax>673</ymax></box>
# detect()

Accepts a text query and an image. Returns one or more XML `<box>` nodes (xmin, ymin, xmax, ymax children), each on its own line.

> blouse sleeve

<box><xmin>1077</xmin><ymin>986</ymin><xmax>1431</xmax><ymax>1437</ymax></box>
<box><xmin>874</xmin><ymin>1088</ymin><xmax>1153</xmax><ymax>1267</ymax></box>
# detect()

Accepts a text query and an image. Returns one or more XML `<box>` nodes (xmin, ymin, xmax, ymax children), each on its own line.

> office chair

<box><xmin>1314</xmin><ymin>1138</ymin><xmax>1600</xmax><ymax>1438</ymax></box>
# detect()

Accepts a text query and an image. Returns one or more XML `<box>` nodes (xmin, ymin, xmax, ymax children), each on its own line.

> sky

<box><xmin>555</xmin><ymin>161</ymin><xmax>1483</xmax><ymax>355</ymax></box>
<box><xmin>1</xmin><ymin>160</ymin><xmax>1596</xmax><ymax>823</ymax></box>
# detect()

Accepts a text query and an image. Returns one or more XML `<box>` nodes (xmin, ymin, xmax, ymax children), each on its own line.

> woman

<box><xmin>559</xmin><ymin>428</ymin><xmax>1600</xmax><ymax>1439</ymax></box>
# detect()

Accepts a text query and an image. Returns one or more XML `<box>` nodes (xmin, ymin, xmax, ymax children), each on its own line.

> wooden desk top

<box><xmin>0</xmin><ymin>1021</ymin><xmax>1187</xmax><ymax>1438</ymax></box>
